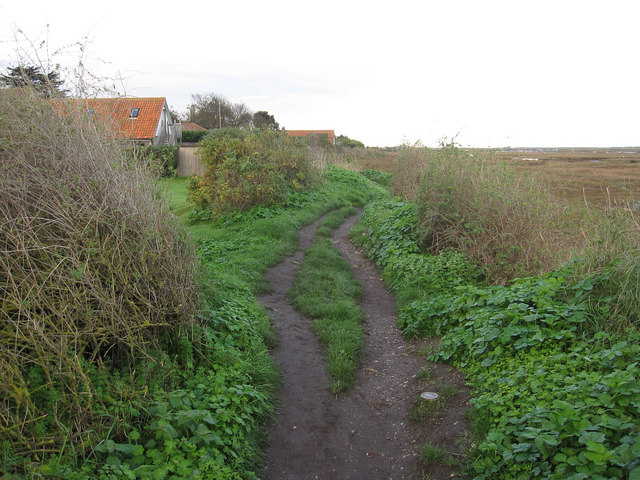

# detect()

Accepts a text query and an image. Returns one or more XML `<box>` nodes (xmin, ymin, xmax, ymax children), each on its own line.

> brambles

<box><xmin>0</xmin><ymin>89</ymin><xmax>198</xmax><ymax>471</ymax></box>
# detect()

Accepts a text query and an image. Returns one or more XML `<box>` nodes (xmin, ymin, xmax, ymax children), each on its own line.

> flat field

<box><xmin>341</xmin><ymin>147</ymin><xmax>401</xmax><ymax>172</ymax></box>
<box><xmin>351</xmin><ymin>147</ymin><xmax>640</xmax><ymax>207</ymax></box>
<box><xmin>492</xmin><ymin>148</ymin><xmax>640</xmax><ymax>206</ymax></box>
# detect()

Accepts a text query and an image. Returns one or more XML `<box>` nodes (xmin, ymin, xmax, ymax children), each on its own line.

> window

<box><xmin>87</xmin><ymin>108</ymin><xmax>95</xmax><ymax>115</ymax></box>
<box><xmin>129</xmin><ymin>108</ymin><xmax>140</xmax><ymax>118</ymax></box>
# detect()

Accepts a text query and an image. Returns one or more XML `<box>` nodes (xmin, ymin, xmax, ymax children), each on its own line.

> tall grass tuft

<box><xmin>576</xmin><ymin>202</ymin><xmax>640</xmax><ymax>332</ymax></box>
<box><xmin>0</xmin><ymin>88</ymin><xmax>198</xmax><ymax>461</ymax></box>
<box><xmin>392</xmin><ymin>141</ymin><xmax>574</xmax><ymax>284</ymax></box>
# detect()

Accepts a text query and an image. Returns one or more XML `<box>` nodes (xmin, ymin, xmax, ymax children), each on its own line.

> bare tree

<box><xmin>5</xmin><ymin>27</ymin><xmax>123</xmax><ymax>99</ymax></box>
<box><xmin>187</xmin><ymin>92</ymin><xmax>253</xmax><ymax>129</ymax></box>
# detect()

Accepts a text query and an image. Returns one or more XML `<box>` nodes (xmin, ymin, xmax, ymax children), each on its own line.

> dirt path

<box><xmin>259</xmin><ymin>212</ymin><xmax>469</xmax><ymax>480</ymax></box>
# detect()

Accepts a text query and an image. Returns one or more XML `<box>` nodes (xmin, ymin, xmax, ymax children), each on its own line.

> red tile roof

<box><xmin>58</xmin><ymin>97</ymin><xmax>167</xmax><ymax>140</ymax></box>
<box><xmin>181</xmin><ymin>122</ymin><xmax>207</xmax><ymax>131</ymax></box>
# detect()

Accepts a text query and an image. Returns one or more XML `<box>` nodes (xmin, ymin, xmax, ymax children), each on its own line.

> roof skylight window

<box><xmin>129</xmin><ymin>108</ymin><xmax>140</xmax><ymax>118</ymax></box>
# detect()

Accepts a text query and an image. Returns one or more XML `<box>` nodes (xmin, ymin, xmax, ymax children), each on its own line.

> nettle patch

<box><xmin>352</xmin><ymin>200</ymin><xmax>640</xmax><ymax>480</ymax></box>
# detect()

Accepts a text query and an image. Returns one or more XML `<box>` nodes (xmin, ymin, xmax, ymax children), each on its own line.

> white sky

<box><xmin>1</xmin><ymin>0</ymin><xmax>639</xmax><ymax>147</ymax></box>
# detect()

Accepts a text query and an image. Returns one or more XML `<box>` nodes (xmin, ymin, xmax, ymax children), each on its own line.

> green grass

<box><xmin>159</xmin><ymin>176</ymin><xmax>192</xmax><ymax>221</ymax></box>
<box><xmin>416</xmin><ymin>365</ymin><xmax>433</xmax><ymax>381</ymax></box>
<box><xmin>287</xmin><ymin>235</ymin><xmax>364</xmax><ymax>393</ymax></box>
<box><xmin>410</xmin><ymin>383</ymin><xmax>460</xmax><ymax>422</ymax></box>
<box><xmin>419</xmin><ymin>443</ymin><xmax>458</xmax><ymax>468</ymax></box>
<box><xmin>410</xmin><ymin>394</ymin><xmax>445</xmax><ymax>421</ymax></box>
<box><xmin>316</xmin><ymin>205</ymin><xmax>357</xmax><ymax>237</ymax></box>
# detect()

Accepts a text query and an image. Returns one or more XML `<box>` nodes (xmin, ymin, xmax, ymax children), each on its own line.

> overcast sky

<box><xmin>1</xmin><ymin>0</ymin><xmax>639</xmax><ymax>147</ymax></box>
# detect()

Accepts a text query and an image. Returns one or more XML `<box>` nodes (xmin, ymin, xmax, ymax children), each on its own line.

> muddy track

<box><xmin>259</xmin><ymin>211</ymin><xmax>470</xmax><ymax>480</ymax></box>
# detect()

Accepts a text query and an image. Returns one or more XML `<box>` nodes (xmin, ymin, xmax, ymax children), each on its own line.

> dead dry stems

<box><xmin>392</xmin><ymin>143</ymin><xmax>580</xmax><ymax>283</ymax></box>
<box><xmin>0</xmin><ymin>88</ymin><xmax>198</xmax><ymax>456</ymax></box>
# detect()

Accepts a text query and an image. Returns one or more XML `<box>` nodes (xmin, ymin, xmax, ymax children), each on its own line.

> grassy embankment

<box><xmin>351</xmin><ymin>143</ymin><xmax>640</xmax><ymax>479</ymax></box>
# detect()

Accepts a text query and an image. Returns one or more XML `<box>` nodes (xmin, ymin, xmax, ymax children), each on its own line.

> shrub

<box><xmin>392</xmin><ymin>141</ymin><xmax>571</xmax><ymax>284</ymax></box>
<box><xmin>0</xmin><ymin>89</ymin><xmax>198</xmax><ymax>468</ymax></box>
<box><xmin>187</xmin><ymin>127</ymin><xmax>318</xmax><ymax>213</ymax></box>
<box><xmin>128</xmin><ymin>144</ymin><xmax>178</xmax><ymax>177</ymax></box>
<box><xmin>181</xmin><ymin>129</ymin><xmax>208</xmax><ymax>143</ymax></box>
<box><xmin>336</xmin><ymin>134</ymin><xmax>365</xmax><ymax>148</ymax></box>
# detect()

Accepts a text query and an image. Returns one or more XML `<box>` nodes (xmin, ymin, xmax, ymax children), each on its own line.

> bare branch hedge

<box><xmin>0</xmin><ymin>88</ymin><xmax>198</xmax><ymax>458</ymax></box>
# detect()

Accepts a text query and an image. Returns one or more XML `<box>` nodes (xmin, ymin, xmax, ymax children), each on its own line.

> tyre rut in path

<box><xmin>259</xmin><ymin>211</ymin><xmax>469</xmax><ymax>480</ymax></box>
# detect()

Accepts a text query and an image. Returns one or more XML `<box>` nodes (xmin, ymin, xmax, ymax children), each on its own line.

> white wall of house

<box><xmin>154</xmin><ymin>100</ymin><xmax>178</xmax><ymax>145</ymax></box>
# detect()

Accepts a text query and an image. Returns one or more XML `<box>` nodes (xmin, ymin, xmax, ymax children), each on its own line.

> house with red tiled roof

<box><xmin>59</xmin><ymin>97</ymin><xmax>179</xmax><ymax>145</ymax></box>
<box><xmin>180</xmin><ymin>122</ymin><xmax>207</xmax><ymax>131</ymax></box>
<box><xmin>285</xmin><ymin>129</ymin><xmax>336</xmax><ymax>145</ymax></box>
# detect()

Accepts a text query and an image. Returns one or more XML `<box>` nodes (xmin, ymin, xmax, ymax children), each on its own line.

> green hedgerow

<box><xmin>187</xmin><ymin>128</ymin><xmax>319</xmax><ymax>213</ymax></box>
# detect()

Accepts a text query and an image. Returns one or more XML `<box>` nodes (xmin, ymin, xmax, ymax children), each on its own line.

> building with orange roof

<box><xmin>59</xmin><ymin>97</ymin><xmax>179</xmax><ymax>145</ymax></box>
<box><xmin>285</xmin><ymin>129</ymin><xmax>335</xmax><ymax>145</ymax></box>
<box><xmin>180</xmin><ymin>122</ymin><xmax>207</xmax><ymax>131</ymax></box>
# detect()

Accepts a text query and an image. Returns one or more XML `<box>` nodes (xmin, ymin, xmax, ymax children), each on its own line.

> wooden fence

<box><xmin>177</xmin><ymin>146</ymin><xmax>205</xmax><ymax>177</ymax></box>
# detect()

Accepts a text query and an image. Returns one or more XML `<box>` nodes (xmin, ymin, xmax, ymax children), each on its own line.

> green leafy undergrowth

<box><xmin>359</xmin><ymin>169</ymin><xmax>392</xmax><ymax>187</ymax></box>
<box><xmin>350</xmin><ymin>198</ymin><xmax>483</xmax><ymax>322</ymax></box>
<box><xmin>349</xmin><ymin>198</ymin><xmax>422</xmax><ymax>267</ymax></box>
<box><xmin>423</xmin><ymin>270</ymin><xmax>640</xmax><ymax>479</ymax></box>
<box><xmin>34</xmin><ymin>272</ymin><xmax>279</xmax><ymax>480</ymax></box>
<box><xmin>19</xmin><ymin>168</ymin><xmax>386</xmax><ymax>479</ymax></box>
<box><xmin>352</xmin><ymin>200</ymin><xmax>640</xmax><ymax>479</ymax></box>
<box><xmin>469</xmin><ymin>337</ymin><xmax>640</xmax><ymax>479</ymax></box>
<box><xmin>288</xmin><ymin>209</ymin><xmax>365</xmax><ymax>392</ymax></box>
